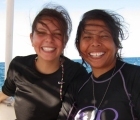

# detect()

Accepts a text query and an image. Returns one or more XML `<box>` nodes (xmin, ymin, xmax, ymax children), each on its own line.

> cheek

<box><xmin>107</xmin><ymin>43</ymin><xmax>118</xmax><ymax>56</ymax></box>
<box><xmin>57</xmin><ymin>40</ymin><xmax>65</xmax><ymax>48</ymax></box>
<box><xmin>32</xmin><ymin>37</ymin><xmax>41</xmax><ymax>47</ymax></box>
<box><xmin>104</xmin><ymin>40</ymin><xmax>116</xmax><ymax>50</ymax></box>
<box><xmin>79</xmin><ymin>41</ymin><xmax>88</xmax><ymax>53</ymax></box>
<box><xmin>32</xmin><ymin>40</ymin><xmax>38</xmax><ymax>47</ymax></box>
<box><xmin>110</xmin><ymin>42</ymin><xmax>117</xmax><ymax>51</ymax></box>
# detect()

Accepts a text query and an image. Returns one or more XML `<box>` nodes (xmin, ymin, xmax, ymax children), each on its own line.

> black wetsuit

<box><xmin>58</xmin><ymin>60</ymin><xmax>140</xmax><ymax>120</ymax></box>
<box><xmin>2</xmin><ymin>54</ymin><xmax>88</xmax><ymax>120</ymax></box>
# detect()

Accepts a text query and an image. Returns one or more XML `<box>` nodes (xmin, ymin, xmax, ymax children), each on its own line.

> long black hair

<box><xmin>75</xmin><ymin>9</ymin><xmax>128</xmax><ymax>65</ymax></box>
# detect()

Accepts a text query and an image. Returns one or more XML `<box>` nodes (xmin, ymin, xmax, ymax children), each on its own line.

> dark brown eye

<box><xmin>53</xmin><ymin>33</ymin><xmax>62</xmax><ymax>36</ymax></box>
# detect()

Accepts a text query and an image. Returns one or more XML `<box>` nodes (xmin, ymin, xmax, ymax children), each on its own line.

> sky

<box><xmin>0</xmin><ymin>0</ymin><xmax>140</xmax><ymax>62</ymax></box>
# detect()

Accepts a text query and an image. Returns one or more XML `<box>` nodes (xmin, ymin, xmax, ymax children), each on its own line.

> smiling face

<box><xmin>30</xmin><ymin>18</ymin><xmax>65</xmax><ymax>62</ymax></box>
<box><xmin>79</xmin><ymin>20</ymin><xmax>117</xmax><ymax>75</ymax></box>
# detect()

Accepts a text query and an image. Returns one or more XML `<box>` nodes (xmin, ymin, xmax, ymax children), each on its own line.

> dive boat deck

<box><xmin>0</xmin><ymin>98</ymin><xmax>16</xmax><ymax>120</ymax></box>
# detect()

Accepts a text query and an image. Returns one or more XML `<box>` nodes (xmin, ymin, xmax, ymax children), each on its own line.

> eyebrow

<box><xmin>36</xmin><ymin>28</ymin><xmax>46</xmax><ymax>31</ymax></box>
<box><xmin>83</xmin><ymin>30</ymin><xmax>93</xmax><ymax>34</ymax></box>
<box><xmin>37</xmin><ymin>21</ymin><xmax>61</xmax><ymax>32</ymax></box>
<box><xmin>83</xmin><ymin>30</ymin><xmax>112</xmax><ymax>36</ymax></box>
<box><xmin>85</xmin><ymin>23</ymin><xmax>110</xmax><ymax>30</ymax></box>
<box><xmin>85</xmin><ymin>23</ymin><xmax>106</xmax><ymax>27</ymax></box>
<box><xmin>36</xmin><ymin>27</ymin><xmax>61</xmax><ymax>33</ymax></box>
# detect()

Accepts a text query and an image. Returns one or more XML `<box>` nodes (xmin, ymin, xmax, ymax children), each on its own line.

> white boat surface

<box><xmin>0</xmin><ymin>97</ymin><xmax>16</xmax><ymax>120</ymax></box>
<box><xmin>0</xmin><ymin>103</ymin><xmax>16</xmax><ymax>120</ymax></box>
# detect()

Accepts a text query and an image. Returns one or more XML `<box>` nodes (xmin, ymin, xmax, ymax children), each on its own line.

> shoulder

<box><xmin>63</xmin><ymin>56</ymin><xmax>88</xmax><ymax>77</ymax></box>
<box><xmin>12</xmin><ymin>54</ymin><xmax>36</xmax><ymax>63</ymax></box>
<box><xmin>120</xmin><ymin>61</ymin><xmax>140</xmax><ymax>113</ymax></box>
<box><xmin>119</xmin><ymin>60</ymin><xmax>140</xmax><ymax>74</ymax></box>
<box><xmin>116</xmin><ymin>60</ymin><xmax>140</xmax><ymax>86</ymax></box>
<box><xmin>63</xmin><ymin>56</ymin><xmax>86</xmax><ymax>70</ymax></box>
<box><xmin>11</xmin><ymin>54</ymin><xmax>36</xmax><ymax>65</ymax></box>
<box><xmin>118</xmin><ymin>60</ymin><xmax>140</xmax><ymax>90</ymax></box>
<box><xmin>9</xmin><ymin>54</ymin><xmax>37</xmax><ymax>69</ymax></box>
<box><xmin>62</xmin><ymin>56</ymin><xmax>88</xmax><ymax>83</ymax></box>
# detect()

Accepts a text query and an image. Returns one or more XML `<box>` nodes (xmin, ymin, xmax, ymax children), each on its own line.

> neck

<box><xmin>92</xmin><ymin>60</ymin><xmax>116</xmax><ymax>78</ymax></box>
<box><xmin>35</xmin><ymin>57</ymin><xmax>61</xmax><ymax>74</ymax></box>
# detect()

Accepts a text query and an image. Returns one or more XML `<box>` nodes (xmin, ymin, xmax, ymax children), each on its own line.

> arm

<box><xmin>2</xmin><ymin>58</ymin><xmax>17</xmax><ymax>97</ymax></box>
<box><xmin>58</xmin><ymin>63</ymin><xmax>88</xmax><ymax>119</ymax></box>
<box><xmin>133</xmin><ymin>79</ymin><xmax>140</xmax><ymax>118</ymax></box>
<box><xmin>130</xmin><ymin>66</ymin><xmax>140</xmax><ymax>119</ymax></box>
<box><xmin>0</xmin><ymin>91</ymin><xmax>9</xmax><ymax>103</ymax></box>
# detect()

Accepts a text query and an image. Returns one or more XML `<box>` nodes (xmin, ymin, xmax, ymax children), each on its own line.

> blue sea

<box><xmin>0</xmin><ymin>57</ymin><xmax>140</xmax><ymax>90</ymax></box>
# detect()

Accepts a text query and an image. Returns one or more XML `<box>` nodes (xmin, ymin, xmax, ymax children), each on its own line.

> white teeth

<box><xmin>42</xmin><ymin>47</ymin><xmax>55</xmax><ymax>52</ymax></box>
<box><xmin>89</xmin><ymin>52</ymin><xmax>104</xmax><ymax>57</ymax></box>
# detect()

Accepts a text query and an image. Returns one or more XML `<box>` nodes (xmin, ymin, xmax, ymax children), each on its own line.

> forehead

<box><xmin>37</xmin><ymin>17</ymin><xmax>61</xmax><ymax>30</ymax></box>
<box><xmin>84</xmin><ymin>20</ymin><xmax>110</xmax><ymax>32</ymax></box>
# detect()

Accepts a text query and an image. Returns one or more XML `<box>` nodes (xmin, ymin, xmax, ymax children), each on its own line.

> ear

<box><xmin>30</xmin><ymin>33</ymin><xmax>33</xmax><ymax>46</ymax></box>
<box><xmin>64</xmin><ymin>35</ymin><xmax>68</xmax><ymax>48</ymax></box>
<box><xmin>76</xmin><ymin>42</ymin><xmax>81</xmax><ymax>56</ymax></box>
<box><xmin>76</xmin><ymin>42</ymin><xmax>79</xmax><ymax>50</ymax></box>
<box><xmin>116</xmin><ymin>46</ymin><xmax>119</xmax><ymax>53</ymax></box>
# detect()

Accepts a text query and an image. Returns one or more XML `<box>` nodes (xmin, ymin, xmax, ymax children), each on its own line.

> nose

<box><xmin>45</xmin><ymin>34</ymin><xmax>54</xmax><ymax>43</ymax></box>
<box><xmin>91</xmin><ymin>35</ymin><xmax>101</xmax><ymax>47</ymax></box>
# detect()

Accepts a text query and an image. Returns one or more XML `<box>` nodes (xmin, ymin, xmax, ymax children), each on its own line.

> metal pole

<box><xmin>5</xmin><ymin>0</ymin><xmax>14</xmax><ymax>78</ymax></box>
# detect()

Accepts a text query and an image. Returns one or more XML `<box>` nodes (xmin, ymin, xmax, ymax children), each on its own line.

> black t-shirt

<box><xmin>59</xmin><ymin>60</ymin><xmax>140</xmax><ymax>120</ymax></box>
<box><xmin>2</xmin><ymin>54</ymin><xmax>88</xmax><ymax>120</ymax></box>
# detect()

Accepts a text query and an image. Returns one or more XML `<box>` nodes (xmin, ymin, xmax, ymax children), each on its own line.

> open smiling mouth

<box><xmin>42</xmin><ymin>47</ymin><xmax>56</xmax><ymax>52</ymax></box>
<box><xmin>89</xmin><ymin>52</ymin><xmax>105</xmax><ymax>58</ymax></box>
